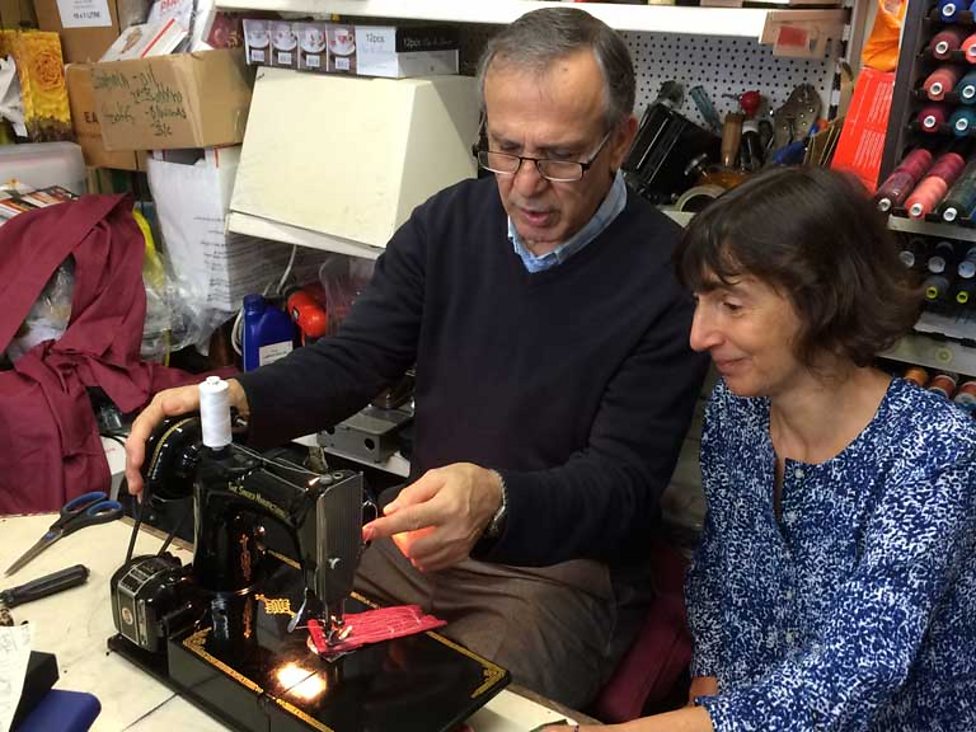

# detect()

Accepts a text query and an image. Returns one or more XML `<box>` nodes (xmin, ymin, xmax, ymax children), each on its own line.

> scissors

<box><xmin>5</xmin><ymin>491</ymin><xmax>123</xmax><ymax>577</ymax></box>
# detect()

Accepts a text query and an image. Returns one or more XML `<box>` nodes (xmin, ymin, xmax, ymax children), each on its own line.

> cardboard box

<box><xmin>32</xmin><ymin>0</ymin><xmax>122</xmax><ymax>64</ymax></box>
<box><xmin>65</xmin><ymin>64</ymin><xmax>143</xmax><ymax>169</ymax></box>
<box><xmin>89</xmin><ymin>49</ymin><xmax>253</xmax><ymax>151</ymax></box>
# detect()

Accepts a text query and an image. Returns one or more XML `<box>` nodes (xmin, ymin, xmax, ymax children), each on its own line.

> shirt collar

<box><xmin>508</xmin><ymin>170</ymin><xmax>627</xmax><ymax>273</ymax></box>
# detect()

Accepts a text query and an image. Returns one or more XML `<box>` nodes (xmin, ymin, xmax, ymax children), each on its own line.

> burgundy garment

<box><xmin>0</xmin><ymin>195</ymin><xmax>197</xmax><ymax>514</ymax></box>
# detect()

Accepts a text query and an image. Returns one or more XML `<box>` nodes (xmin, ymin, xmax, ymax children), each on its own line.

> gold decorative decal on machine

<box><xmin>228</xmin><ymin>482</ymin><xmax>289</xmax><ymax>521</ymax></box>
<box><xmin>424</xmin><ymin>631</ymin><xmax>507</xmax><ymax>698</ymax></box>
<box><xmin>183</xmin><ymin>629</ymin><xmax>335</xmax><ymax>732</ymax></box>
<box><xmin>239</xmin><ymin>534</ymin><xmax>253</xmax><ymax>581</ymax></box>
<box><xmin>256</xmin><ymin>593</ymin><xmax>296</xmax><ymax>617</ymax></box>
<box><xmin>274</xmin><ymin>697</ymin><xmax>335</xmax><ymax>732</ymax></box>
<box><xmin>268</xmin><ymin>549</ymin><xmax>301</xmax><ymax>570</ymax></box>
<box><xmin>183</xmin><ymin>629</ymin><xmax>264</xmax><ymax>694</ymax></box>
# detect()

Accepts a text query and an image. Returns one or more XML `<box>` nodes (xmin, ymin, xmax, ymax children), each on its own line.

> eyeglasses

<box><xmin>475</xmin><ymin>129</ymin><xmax>614</xmax><ymax>183</ymax></box>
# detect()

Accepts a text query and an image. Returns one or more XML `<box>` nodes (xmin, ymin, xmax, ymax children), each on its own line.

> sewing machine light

<box><xmin>275</xmin><ymin>661</ymin><xmax>328</xmax><ymax>701</ymax></box>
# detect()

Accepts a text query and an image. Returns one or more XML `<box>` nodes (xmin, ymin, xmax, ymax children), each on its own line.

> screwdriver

<box><xmin>0</xmin><ymin>564</ymin><xmax>90</xmax><ymax>609</ymax></box>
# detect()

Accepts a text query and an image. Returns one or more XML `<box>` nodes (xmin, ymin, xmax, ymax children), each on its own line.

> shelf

<box><xmin>886</xmin><ymin>215</ymin><xmax>976</xmax><ymax>243</ymax></box>
<box><xmin>293</xmin><ymin>433</ymin><xmax>411</xmax><ymax>477</ymax></box>
<box><xmin>227</xmin><ymin>211</ymin><xmax>385</xmax><ymax>260</ymax></box>
<box><xmin>214</xmin><ymin>0</ymin><xmax>847</xmax><ymax>42</ymax></box>
<box><xmin>882</xmin><ymin>330</ymin><xmax>976</xmax><ymax>379</ymax></box>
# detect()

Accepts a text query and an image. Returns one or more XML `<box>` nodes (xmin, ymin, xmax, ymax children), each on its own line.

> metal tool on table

<box><xmin>4</xmin><ymin>492</ymin><xmax>123</xmax><ymax>577</ymax></box>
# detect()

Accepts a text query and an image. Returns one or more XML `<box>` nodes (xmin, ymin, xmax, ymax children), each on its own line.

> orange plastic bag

<box><xmin>862</xmin><ymin>0</ymin><xmax>908</xmax><ymax>72</ymax></box>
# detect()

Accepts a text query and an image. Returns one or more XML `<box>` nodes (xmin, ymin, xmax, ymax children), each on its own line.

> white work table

<box><xmin>1</xmin><ymin>514</ymin><xmax>584</xmax><ymax>731</ymax></box>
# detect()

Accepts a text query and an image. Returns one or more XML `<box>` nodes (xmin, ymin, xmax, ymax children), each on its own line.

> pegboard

<box><xmin>625</xmin><ymin>32</ymin><xmax>838</xmax><ymax>128</ymax></box>
<box><xmin>456</xmin><ymin>24</ymin><xmax>840</xmax><ymax>128</ymax></box>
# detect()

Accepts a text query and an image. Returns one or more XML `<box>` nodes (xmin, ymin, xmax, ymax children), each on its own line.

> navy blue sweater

<box><xmin>238</xmin><ymin>177</ymin><xmax>707</xmax><ymax>566</ymax></box>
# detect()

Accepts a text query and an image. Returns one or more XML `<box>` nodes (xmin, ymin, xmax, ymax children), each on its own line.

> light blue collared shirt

<box><xmin>507</xmin><ymin>170</ymin><xmax>627</xmax><ymax>273</ymax></box>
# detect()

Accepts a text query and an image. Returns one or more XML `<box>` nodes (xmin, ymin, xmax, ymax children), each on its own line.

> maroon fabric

<box><xmin>593</xmin><ymin>541</ymin><xmax>693</xmax><ymax>722</ymax></box>
<box><xmin>0</xmin><ymin>195</ymin><xmax>197</xmax><ymax>514</ymax></box>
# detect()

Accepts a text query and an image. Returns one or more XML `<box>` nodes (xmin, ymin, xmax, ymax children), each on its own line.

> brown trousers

<box><xmin>354</xmin><ymin>537</ymin><xmax>650</xmax><ymax>709</ymax></box>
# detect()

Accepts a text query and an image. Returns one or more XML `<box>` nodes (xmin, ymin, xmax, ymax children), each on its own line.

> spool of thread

<box><xmin>953</xmin><ymin>380</ymin><xmax>976</xmax><ymax>405</ymax></box>
<box><xmin>906</xmin><ymin>176</ymin><xmax>949</xmax><ymax>218</ymax></box>
<box><xmin>875</xmin><ymin>149</ymin><xmax>933</xmax><ymax>211</ymax></box>
<box><xmin>925</xmin><ymin>65</ymin><xmax>963</xmax><ymax>101</ymax></box>
<box><xmin>934</xmin><ymin>27</ymin><xmax>968</xmax><ymax>59</ymax></box>
<box><xmin>950</xmin><ymin>106</ymin><xmax>976</xmax><ymax>136</ymax></box>
<box><xmin>903</xmin><ymin>366</ymin><xmax>930</xmax><ymax>387</ymax></box>
<box><xmin>928</xmin><ymin>151</ymin><xmax>967</xmax><ymax>183</ymax></box>
<box><xmin>898</xmin><ymin>237</ymin><xmax>926</xmax><ymax>269</ymax></box>
<box><xmin>965</xmin><ymin>32</ymin><xmax>976</xmax><ymax>62</ymax></box>
<box><xmin>928</xmin><ymin>372</ymin><xmax>959</xmax><ymax>399</ymax></box>
<box><xmin>927</xmin><ymin>240</ymin><xmax>958</xmax><ymax>274</ymax></box>
<box><xmin>957</xmin><ymin>245</ymin><xmax>976</xmax><ymax>277</ymax></box>
<box><xmin>941</xmin><ymin>0</ymin><xmax>962</xmax><ymax>23</ymax></box>
<box><xmin>954</xmin><ymin>278</ymin><xmax>976</xmax><ymax>304</ymax></box>
<box><xmin>199</xmin><ymin>375</ymin><xmax>232</xmax><ymax>450</ymax></box>
<box><xmin>918</xmin><ymin>103</ymin><xmax>947</xmax><ymax>132</ymax></box>
<box><xmin>956</xmin><ymin>69</ymin><xmax>976</xmax><ymax>102</ymax></box>
<box><xmin>939</xmin><ymin>160</ymin><xmax>976</xmax><ymax>221</ymax></box>
<box><xmin>923</xmin><ymin>273</ymin><xmax>951</xmax><ymax>300</ymax></box>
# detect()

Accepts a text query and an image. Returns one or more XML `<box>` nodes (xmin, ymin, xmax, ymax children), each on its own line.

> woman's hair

<box><xmin>674</xmin><ymin>166</ymin><xmax>922</xmax><ymax>368</ymax></box>
<box><xmin>475</xmin><ymin>7</ymin><xmax>635</xmax><ymax>130</ymax></box>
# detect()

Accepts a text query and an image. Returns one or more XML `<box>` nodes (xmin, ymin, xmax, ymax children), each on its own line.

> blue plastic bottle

<box><xmin>242</xmin><ymin>294</ymin><xmax>295</xmax><ymax>371</ymax></box>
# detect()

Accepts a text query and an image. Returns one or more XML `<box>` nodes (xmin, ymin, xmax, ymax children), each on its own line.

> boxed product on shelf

<box><xmin>87</xmin><ymin>48</ymin><xmax>253</xmax><ymax>150</ymax></box>
<box><xmin>32</xmin><ymin>0</ymin><xmax>142</xmax><ymax>64</ymax></box>
<box><xmin>355</xmin><ymin>24</ymin><xmax>458</xmax><ymax>78</ymax></box>
<box><xmin>295</xmin><ymin>21</ymin><xmax>326</xmax><ymax>72</ymax></box>
<box><xmin>242</xmin><ymin>19</ymin><xmax>458</xmax><ymax>79</ymax></box>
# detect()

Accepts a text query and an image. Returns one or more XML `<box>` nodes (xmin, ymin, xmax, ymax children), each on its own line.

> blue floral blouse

<box><xmin>687</xmin><ymin>378</ymin><xmax>976</xmax><ymax>731</ymax></box>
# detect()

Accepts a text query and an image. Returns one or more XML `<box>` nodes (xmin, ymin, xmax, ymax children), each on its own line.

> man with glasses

<box><xmin>126</xmin><ymin>7</ymin><xmax>706</xmax><ymax>708</ymax></box>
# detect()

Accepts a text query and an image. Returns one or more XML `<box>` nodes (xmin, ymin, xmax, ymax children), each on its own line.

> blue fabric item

<box><xmin>687</xmin><ymin>378</ymin><xmax>976</xmax><ymax>731</ymax></box>
<box><xmin>507</xmin><ymin>170</ymin><xmax>627</xmax><ymax>273</ymax></box>
<box><xmin>16</xmin><ymin>690</ymin><xmax>100</xmax><ymax>731</ymax></box>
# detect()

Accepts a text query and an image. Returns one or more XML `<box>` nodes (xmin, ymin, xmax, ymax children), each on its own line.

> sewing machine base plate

<box><xmin>108</xmin><ymin>559</ymin><xmax>509</xmax><ymax>731</ymax></box>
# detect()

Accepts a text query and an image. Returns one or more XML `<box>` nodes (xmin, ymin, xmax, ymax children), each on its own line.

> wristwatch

<box><xmin>484</xmin><ymin>471</ymin><xmax>508</xmax><ymax>539</ymax></box>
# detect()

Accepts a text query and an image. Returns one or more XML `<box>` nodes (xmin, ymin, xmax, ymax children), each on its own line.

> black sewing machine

<box><xmin>107</xmin><ymin>410</ymin><xmax>509</xmax><ymax>731</ymax></box>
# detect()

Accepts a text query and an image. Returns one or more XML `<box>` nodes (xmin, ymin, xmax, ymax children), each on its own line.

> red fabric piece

<box><xmin>592</xmin><ymin>541</ymin><xmax>693</xmax><ymax>722</ymax></box>
<box><xmin>308</xmin><ymin>605</ymin><xmax>447</xmax><ymax>657</ymax></box>
<box><xmin>0</xmin><ymin>195</ymin><xmax>198</xmax><ymax>514</ymax></box>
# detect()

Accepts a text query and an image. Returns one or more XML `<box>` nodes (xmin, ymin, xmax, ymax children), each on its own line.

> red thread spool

<box><xmin>966</xmin><ymin>32</ymin><xmax>976</xmax><ymax>63</ymax></box>
<box><xmin>932</xmin><ymin>27</ymin><xmax>968</xmax><ymax>59</ymax></box>
<box><xmin>928</xmin><ymin>152</ymin><xmax>967</xmax><ymax>185</ymax></box>
<box><xmin>928</xmin><ymin>373</ymin><xmax>959</xmax><ymax>400</ymax></box>
<box><xmin>954</xmin><ymin>380</ymin><xmax>976</xmax><ymax>405</ymax></box>
<box><xmin>903</xmin><ymin>366</ymin><xmax>930</xmax><ymax>387</ymax></box>
<box><xmin>924</xmin><ymin>65</ymin><xmax>964</xmax><ymax>101</ymax></box>
<box><xmin>906</xmin><ymin>175</ymin><xmax>949</xmax><ymax>219</ymax></box>
<box><xmin>875</xmin><ymin>149</ymin><xmax>933</xmax><ymax>211</ymax></box>
<box><xmin>918</xmin><ymin>104</ymin><xmax>947</xmax><ymax>131</ymax></box>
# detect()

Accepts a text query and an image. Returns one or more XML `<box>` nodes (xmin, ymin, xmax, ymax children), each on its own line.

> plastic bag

<box><xmin>861</xmin><ymin>0</ymin><xmax>907</xmax><ymax>72</ymax></box>
<box><xmin>6</xmin><ymin>260</ymin><xmax>73</xmax><ymax>362</ymax></box>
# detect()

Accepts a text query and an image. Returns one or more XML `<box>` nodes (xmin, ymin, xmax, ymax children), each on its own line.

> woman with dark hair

<box><xmin>563</xmin><ymin>167</ymin><xmax>976</xmax><ymax>731</ymax></box>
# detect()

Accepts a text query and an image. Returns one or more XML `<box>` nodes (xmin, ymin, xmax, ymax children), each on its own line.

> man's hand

<box><xmin>124</xmin><ymin>379</ymin><xmax>249</xmax><ymax>497</ymax></box>
<box><xmin>361</xmin><ymin>463</ymin><xmax>503</xmax><ymax>573</ymax></box>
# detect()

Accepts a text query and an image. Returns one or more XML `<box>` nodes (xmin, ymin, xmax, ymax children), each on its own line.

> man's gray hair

<box><xmin>475</xmin><ymin>7</ymin><xmax>636</xmax><ymax>130</ymax></box>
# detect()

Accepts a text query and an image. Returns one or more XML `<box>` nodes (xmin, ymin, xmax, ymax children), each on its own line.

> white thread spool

<box><xmin>199</xmin><ymin>376</ymin><xmax>232</xmax><ymax>449</ymax></box>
